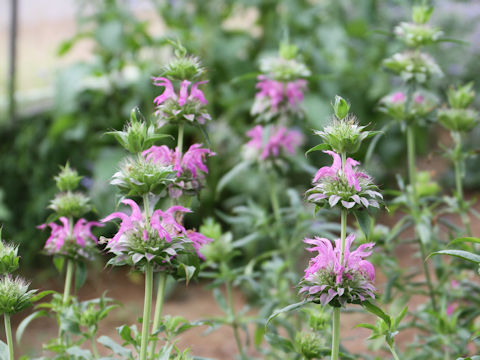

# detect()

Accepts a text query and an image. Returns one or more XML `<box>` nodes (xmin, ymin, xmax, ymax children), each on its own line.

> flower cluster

<box><xmin>38</xmin><ymin>217</ymin><xmax>103</xmax><ymax>260</ymax></box>
<box><xmin>394</xmin><ymin>22</ymin><xmax>443</xmax><ymax>48</ymax></box>
<box><xmin>143</xmin><ymin>144</ymin><xmax>215</xmax><ymax>197</ymax></box>
<box><xmin>101</xmin><ymin>199</ymin><xmax>212</xmax><ymax>270</ymax></box>
<box><xmin>306</xmin><ymin>151</ymin><xmax>382</xmax><ymax>210</ymax></box>
<box><xmin>153</xmin><ymin>77</ymin><xmax>211</xmax><ymax>126</ymax></box>
<box><xmin>379</xmin><ymin>90</ymin><xmax>437</xmax><ymax>122</ymax></box>
<box><xmin>438</xmin><ymin>83</ymin><xmax>479</xmax><ymax>133</ymax></box>
<box><xmin>245</xmin><ymin>125</ymin><xmax>303</xmax><ymax>161</ymax></box>
<box><xmin>0</xmin><ymin>276</ymin><xmax>36</xmax><ymax>315</ymax></box>
<box><xmin>383</xmin><ymin>51</ymin><xmax>442</xmax><ymax>83</ymax></box>
<box><xmin>299</xmin><ymin>234</ymin><xmax>376</xmax><ymax>307</ymax></box>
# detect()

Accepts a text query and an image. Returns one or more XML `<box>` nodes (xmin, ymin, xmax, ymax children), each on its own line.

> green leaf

<box><xmin>394</xmin><ymin>306</ymin><xmax>408</xmax><ymax>329</ymax></box>
<box><xmin>333</xmin><ymin>95</ymin><xmax>350</xmax><ymax>119</ymax></box>
<box><xmin>355</xmin><ymin>323</ymin><xmax>377</xmax><ymax>331</ymax></box>
<box><xmin>354</xmin><ymin>210</ymin><xmax>372</xmax><ymax>240</ymax></box>
<box><xmin>266</xmin><ymin>300</ymin><xmax>308</xmax><ymax>325</ymax></box>
<box><xmin>362</xmin><ymin>301</ymin><xmax>391</xmax><ymax>328</ymax></box>
<box><xmin>157</xmin><ymin>343</ymin><xmax>174</xmax><ymax>360</ymax></box>
<box><xmin>305</xmin><ymin>143</ymin><xmax>330</xmax><ymax>157</ymax></box>
<box><xmin>53</xmin><ymin>256</ymin><xmax>65</xmax><ymax>273</ymax></box>
<box><xmin>98</xmin><ymin>335</ymin><xmax>132</xmax><ymax>357</ymax></box>
<box><xmin>16</xmin><ymin>310</ymin><xmax>49</xmax><ymax>343</ymax></box>
<box><xmin>448</xmin><ymin>237</ymin><xmax>480</xmax><ymax>247</ymax></box>
<box><xmin>427</xmin><ymin>249</ymin><xmax>480</xmax><ymax>264</ymax></box>
<box><xmin>66</xmin><ymin>346</ymin><xmax>92</xmax><ymax>359</ymax></box>
<box><xmin>254</xmin><ymin>325</ymin><xmax>265</xmax><ymax>347</ymax></box>
<box><xmin>213</xmin><ymin>288</ymin><xmax>228</xmax><ymax>313</ymax></box>
<box><xmin>75</xmin><ymin>261</ymin><xmax>88</xmax><ymax>291</ymax></box>
<box><xmin>30</xmin><ymin>290</ymin><xmax>56</xmax><ymax>303</ymax></box>
<box><xmin>216</xmin><ymin>160</ymin><xmax>251</xmax><ymax>194</ymax></box>
<box><xmin>264</xmin><ymin>333</ymin><xmax>295</xmax><ymax>353</ymax></box>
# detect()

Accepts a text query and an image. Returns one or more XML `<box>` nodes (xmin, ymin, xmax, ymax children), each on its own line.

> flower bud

<box><xmin>314</xmin><ymin>116</ymin><xmax>373</xmax><ymax>154</ymax></box>
<box><xmin>0</xmin><ymin>237</ymin><xmax>19</xmax><ymax>275</ymax></box>
<box><xmin>394</xmin><ymin>22</ymin><xmax>443</xmax><ymax>48</ymax></box>
<box><xmin>383</xmin><ymin>51</ymin><xmax>442</xmax><ymax>83</ymax></box>
<box><xmin>437</xmin><ymin>108</ymin><xmax>479</xmax><ymax>133</ymax></box>
<box><xmin>379</xmin><ymin>90</ymin><xmax>437</xmax><ymax>123</ymax></box>
<box><xmin>412</xmin><ymin>5</ymin><xmax>434</xmax><ymax>24</ymax></box>
<box><xmin>279</xmin><ymin>41</ymin><xmax>298</xmax><ymax>60</ymax></box>
<box><xmin>111</xmin><ymin>156</ymin><xmax>175</xmax><ymax>197</ymax></box>
<box><xmin>49</xmin><ymin>192</ymin><xmax>91</xmax><ymax>218</ymax></box>
<box><xmin>415</xmin><ymin>171</ymin><xmax>441</xmax><ymax>197</ymax></box>
<box><xmin>161</xmin><ymin>41</ymin><xmax>205</xmax><ymax>80</ymax></box>
<box><xmin>332</xmin><ymin>95</ymin><xmax>350</xmax><ymax>120</ymax></box>
<box><xmin>295</xmin><ymin>332</ymin><xmax>324</xmax><ymax>360</ymax></box>
<box><xmin>107</xmin><ymin>108</ymin><xmax>168</xmax><ymax>154</ymax></box>
<box><xmin>54</xmin><ymin>163</ymin><xmax>82</xmax><ymax>192</ymax></box>
<box><xmin>447</xmin><ymin>83</ymin><xmax>475</xmax><ymax>109</ymax></box>
<box><xmin>0</xmin><ymin>276</ymin><xmax>36</xmax><ymax>315</ymax></box>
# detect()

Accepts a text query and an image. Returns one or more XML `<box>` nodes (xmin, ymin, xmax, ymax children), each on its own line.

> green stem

<box><xmin>4</xmin><ymin>315</ymin><xmax>13</xmax><ymax>360</ymax></box>
<box><xmin>148</xmin><ymin>272</ymin><xmax>168</xmax><ymax>358</ymax></box>
<box><xmin>331</xmin><ymin>308</ymin><xmax>340</xmax><ymax>360</ymax></box>
<box><xmin>91</xmin><ymin>337</ymin><xmax>100</xmax><ymax>359</ymax></box>
<box><xmin>140</xmin><ymin>263</ymin><xmax>154</xmax><ymax>360</ymax></box>
<box><xmin>226</xmin><ymin>279</ymin><xmax>247</xmax><ymax>360</ymax></box>
<box><xmin>452</xmin><ymin>133</ymin><xmax>472</xmax><ymax>236</ymax></box>
<box><xmin>177</xmin><ymin>122</ymin><xmax>184</xmax><ymax>154</ymax></box>
<box><xmin>406</xmin><ymin>125</ymin><xmax>417</xmax><ymax>203</ymax></box>
<box><xmin>387</xmin><ymin>343</ymin><xmax>400</xmax><ymax>360</ymax></box>
<box><xmin>340</xmin><ymin>210</ymin><xmax>347</xmax><ymax>263</ymax></box>
<box><xmin>268</xmin><ymin>173</ymin><xmax>281</xmax><ymax>224</ymax></box>
<box><xmin>143</xmin><ymin>194</ymin><xmax>150</xmax><ymax>224</ymax></box>
<box><xmin>63</xmin><ymin>259</ymin><xmax>74</xmax><ymax>305</ymax></box>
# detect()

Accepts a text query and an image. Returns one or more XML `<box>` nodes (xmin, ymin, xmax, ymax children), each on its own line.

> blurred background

<box><xmin>1</xmin><ymin>0</ymin><xmax>480</xmax><ymax>355</ymax></box>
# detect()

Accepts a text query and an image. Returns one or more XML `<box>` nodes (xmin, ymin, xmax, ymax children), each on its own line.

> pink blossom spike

<box><xmin>391</xmin><ymin>92</ymin><xmax>406</xmax><ymax>103</ymax></box>
<box><xmin>344</xmin><ymin>158</ymin><xmax>361</xmax><ymax>191</ymax></box>
<box><xmin>152</xmin><ymin>77</ymin><xmax>176</xmax><ymax>105</ymax></box>
<box><xmin>313</xmin><ymin>151</ymin><xmax>342</xmax><ymax>183</ymax></box>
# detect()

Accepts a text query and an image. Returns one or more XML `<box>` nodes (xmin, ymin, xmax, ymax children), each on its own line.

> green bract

<box><xmin>49</xmin><ymin>192</ymin><xmax>91</xmax><ymax>218</ymax></box>
<box><xmin>415</xmin><ymin>171</ymin><xmax>441</xmax><ymax>198</ymax></box>
<box><xmin>259</xmin><ymin>56</ymin><xmax>310</xmax><ymax>82</ymax></box>
<box><xmin>111</xmin><ymin>155</ymin><xmax>175</xmax><ymax>196</ymax></box>
<box><xmin>106</xmin><ymin>108</ymin><xmax>169</xmax><ymax>154</ymax></box>
<box><xmin>412</xmin><ymin>5</ymin><xmax>434</xmax><ymax>24</ymax></box>
<box><xmin>295</xmin><ymin>332</ymin><xmax>325</xmax><ymax>360</ymax></box>
<box><xmin>437</xmin><ymin>108</ymin><xmax>479</xmax><ymax>133</ymax></box>
<box><xmin>0</xmin><ymin>276</ymin><xmax>36</xmax><ymax>315</ymax></box>
<box><xmin>314</xmin><ymin>116</ymin><xmax>377</xmax><ymax>154</ymax></box>
<box><xmin>394</xmin><ymin>22</ymin><xmax>443</xmax><ymax>48</ymax></box>
<box><xmin>161</xmin><ymin>55</ymin><xmax>205</xmax><ymax>81</ymax></box>
<box><xmin>447</xmin><ymin>83</ymin><xmax>476</xmax><ymax>109</ymax></box>
<box><xmin>54</xmin><ymin>163</ymin><xmax>82</xmax><ymax>192</ymax></box>
<box><xmin>383</xmin><ymin>51</ymin><xmax>442</xmax><ymax>83</ymax></box>
<box><xmin>0</xmin><ymin>241</ymin><xmax>19</xmax><ymax>275</ymax></box>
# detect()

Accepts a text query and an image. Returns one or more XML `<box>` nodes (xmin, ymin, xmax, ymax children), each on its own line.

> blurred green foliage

<box><xmin>0</xmin><ymin>0</ymin><xmax>479</xmax><ymax>266</ymax></box>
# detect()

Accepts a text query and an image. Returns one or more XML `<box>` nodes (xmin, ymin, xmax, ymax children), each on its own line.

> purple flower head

<box><xmin>143</xmin><ymin>144</ymin><xmax>215</xmax><ymax>179</ymax></box>
<box><xmin>38</xmin><ymin>217</ymin><xmax>103</xmax><ymax>257</ymax></box>
<box><xmin>186</xmin><ymin>230</ymin><xmax>213</xmax><ymax>259</ymax></box>
<box><xmin>391</xmin><ymin>92</ymin><xmax>406</xmax><ymax>103</ymax></box>
<box><xmin>300</xmin><ymin>234</ymin><xmax>376</xmax><ymax>306</ymax></box>
<box><xmin>246</xmin><ymin>125</ymin><xmax>303</xmax><ymax>160</ymax></box>
<box><xmin>153</xmin><ymin>77</ymin><xmax>208</xmax><ymax>107</ymax></box>
<box><xmin>252</xmin><ymin>75</ymin><xmax>308</xmax><ymax>120</ymax></box>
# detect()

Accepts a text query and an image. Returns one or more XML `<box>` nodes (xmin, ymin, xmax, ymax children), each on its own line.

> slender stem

<box><xmin>406</xmin><ymin>124</ymin><xmax>437</xmax><ymax>311</ymax></box>
<box><xmin>452</xmin><ymin>132</ymin><xmax>472</xmax><ymax>236</ymax></box>
<box><xmin>268</xmin><ymin>173</ymin><xmax>281</xmax><ymax>224</ymax></box>
<box><xmin>331</xmin><ymin>308</ymin><xmax>340</xmax><ymax>360</ymax></box>
<box><xmin>4</xmin><ymin>315</ymin><xmax>13</xmax><ymax>360</ymax></box>
<box><xmin>143</xmin><ymin>194</ymin><xmax>150</xmax><ymax>224</ymax></box>
<box><xmin>140</xmin><ymin>263</ymin><xmax>154</xmax><ymax>360</ymax></box>
<box><xmin>91</xmin><ymin>337</ymin><xmax>100</xmax><ymax>359</ymax></box>
<box><xmin>148</xmin><ymin>272</ymin><xmax>168</xmax><ymax>358</ymax></box>
<box><xmin>387</xmin><ymin>343</ymin><xmax>400</xmax><ymax>360</ymax></box>
<box><xmin>226</xmin><ymin>279</ymin><xmax>247</xmax><ymax>360</ymax></box>
<box><xmin>406</xmin><ymin>125</ymin><xmax>417</xmax><ymax>204</ymax></box>
<box><xmin>177</xmin><ymin>122</ymin><xmax>184</xmax><ymax>154</ymax></box>
<box><xmin>340</xmin><ymin>210</ymin><xmax>347</xmax><ymax>263</ymax></box>
<box><xmin>63</xmin><ymin>259</ymin><xmax>74</xmax><ymax>305</ymax></box>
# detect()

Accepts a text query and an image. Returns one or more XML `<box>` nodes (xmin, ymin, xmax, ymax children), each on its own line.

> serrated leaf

<box><xmin>75</xmin><ymin>261</ymin><xmax>88</xmax><ymax>291</ymax></box>
<box><xmin>98</xmin><ymin>335</ymin><xmax>132</xmax><ymax>357</ymax></box>
<box><xmin>362</xmin><ymin>301</ymin><xmax>391</xmax><ymax>328</ymax></box>
<box><xmin>266</xmin><ymin>300</ymin><xmax>308</xmax><ymax>325</ymax></box>
<box><xmin>354</xmin><ymin>210</ymin><xmax>372</xmax><ymax>240</ymax></box>
<box><xmin>53</xmin><ymin>256</ymin><xmax>65</xmax><ymax>273</ymax></box>
<box><xmin>448</xmin><ymin>237</ymin><xmax>480</xmax><ymax>247</ymax></box>
<box><xmin>16</xmin><ymin>310</ymin><xmax>49</xmax><ymax>343</ymax></box>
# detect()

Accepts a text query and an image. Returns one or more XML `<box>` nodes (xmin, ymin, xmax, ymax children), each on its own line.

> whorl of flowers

<box><xmin>0</xmin><ymin>239</ymin><xmax>19</xmax><ymax>276</ymax></box>
<box><xmin>0</xmin><ymin>276</ymin><xmax>36</xmax><ymax>315</ymax></box>
<box><xmin>299</xmin><ymin>234</ymin><xmax>376</xmax><ymax>307</ymax></box>
<box><xmin>379</xmin><ymin>90</ymin><xmax>437</xmax><ymax>122</ymax></box>
<box><xmin>49</xmin><ymin>192</ymin><xmax>91</xmax><ymax>219</ymax></box>
<box><xmin>245</xmin><ymin>125</ymin><xmax>304</xmax><ymax>161</ymax></box>
<box><xmin>142</xmin><ymin>144</ymin><xmax>215</xmax><ymax>198</ymax></box>
<box><xmin>152</xmin><ymin>77</ymin><xmax>211</xmax><ymax>126</ymax></box>
<box><xmin>394</xmin><ymin>22</ymin><xmax>443</xmax><ymax>48</ymax></box>
<box><xmin>37</xmin><ymin>217</ymin><xmax>103</xmax><ymax>260</ymax></box>
<box><xmin>101</xmin><ymin>199</ymin><xmax>212</xmax><ymax>270</ymax></box>
<box><xmin>383</xmin><ymin>51</ymin><xmax>442</xmax><ymax>83</ymax></box>
<box><xmin>306</xmin><ymin>151</ymin><xmax>382</xmax><ymax>210</ymax></box>
<box><xmin>438</xmin><ymin>83</ymin><xmax>479</xmax><ymax>133</ymax></box>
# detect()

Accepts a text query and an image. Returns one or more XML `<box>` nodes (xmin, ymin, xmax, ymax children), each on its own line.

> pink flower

<box><xmin>446</xmin><ymin>303</ymin><xmax>457</xmax><ymax>316</ymax></box>
<box><xmin>153</xmin><ymin>77</ymin><xmax>208</xmax><ymax>107</ymax></box>
<box><xmin>143</xmin><ymin>144</ymin><xmax>215</xmax><ymax>178</ymax></box>
<box><xmin>313</xmin><ymin>151</ymin><xmax>369</xmax><ymax>191</ymax></box>
<box><xmin>38</xmin><ymin>217</ymin><xmax>103</xmax><ymax>252</ymax></box>
<box><xmin>255</xmin><ymin>76</ymin><xmax>307</xmax><ymax>111</ymax></box>
<box><xmin>392</xmin><ymin>92</ymin><xmax>406</xmax><ymax>103</ymax></box>
<box><xmin>186</xmin><ymin>231</ymin><xmax>213</xmax><ymax>259</ymax></box>
<box><xmin>246</xmin><ymin>125</ymin><xmax>303</xmax><ymax>160</ymax></box>
<box><xmin>414</xmin><ymin>94</ymin><xmax>424</xmax><ymax>104</ymax></box>
<box><xmin>101</xmin><ymin>199</ymin><xmax>190</xmax><ymax>244</ymax></box>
